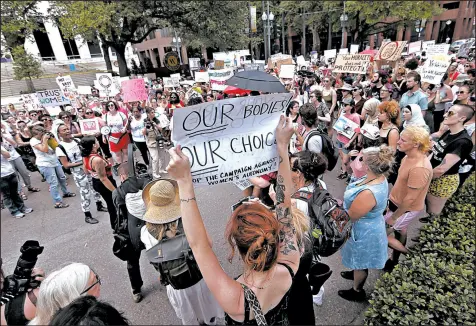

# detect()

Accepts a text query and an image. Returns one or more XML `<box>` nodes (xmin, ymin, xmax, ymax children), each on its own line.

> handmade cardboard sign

<box><xmin>172</xmin><ymin>93</ymin><xmax>293</xmax><ymax>186</ymax></box>
<box><xmin>333</xmin><ymin>54</ymin><xmax>371</xmax><ymax>74</ymax></box>
<box><xmin>376</xmin><ymin>41</ymin><xmax>407</xmax><ymax>61</ymax></box>
<box><xmin>21</xmin><ymin>93</ymin><xmax>43</xmax><ymax>111</ymax></box>
<box><xmin>279</xmin><ymin>64</ymin><xmax>295</xmax><ymax>79</ymax></box>
<box><xmin>195</xmin><ymin>71</ymin><xmax>209</xmax><ymax>83</ymax></box>
<box><xmin>426</xmin><ymin>44</ymin><xmax>450</xmax><ymax>57</ymax></box>
<box><xmin>79</xmin><ymin>119</ymin><xmax>100</xmax><ymax>135</ymax></box>
<box><xmin>36</xmin><ymin>89</ymin><xmax>70</xmax><ymax>107</ymax></box>
<box><xmin>121</xmin><ymin>79</ymin><xmax>148</xmax><ymax>103</ymax></box>
<box><xmin>419</xmin><ymin>55</ymin><xmax>451</xmax><ymax>84</ymax></box>
<box><xmin>208</xmin><ymin>68</ymin><xmax>234</xmax><ymax>91</ymax></box>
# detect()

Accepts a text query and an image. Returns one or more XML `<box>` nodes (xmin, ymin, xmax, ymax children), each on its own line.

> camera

<box><xmin>1</xmin><ymin>240</ymin><xmax>44</xmax><ymax>305</ymax></box>
<box><xmin>156</xmin><ymin>135</ymin><xmax>165</xmax><ymax>149</ymax></box>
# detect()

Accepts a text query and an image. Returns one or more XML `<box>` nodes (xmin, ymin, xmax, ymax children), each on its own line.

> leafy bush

<box><xmin>365</xmin><ymin>173</ymin><xmax>475</xmax><ymax>326</ymax></box>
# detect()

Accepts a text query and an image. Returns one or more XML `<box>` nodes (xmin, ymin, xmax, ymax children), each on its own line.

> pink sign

<box><xmin>121</xmin><ymin>79</ymin><xmax>148</xmax><ymax>103</ymax></box>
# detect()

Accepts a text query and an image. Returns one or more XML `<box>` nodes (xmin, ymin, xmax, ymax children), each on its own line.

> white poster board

<box><xmin>95</xmin><ymin>73</ymin><xmax>119</xmax><ymax>96</ymax></box>
<box><xmin>279</xmin><ymin>64</ymin><xmax>295</xmax><ymax>79</ymax></box>
<box><xmin>189</xmin><ymin>58</ymin><xmax>201</xmax><ymax>70</ymax></box>
<box><xmin>419</xmin><ymin>54</ymin><xmax>451</xmax><ymax>84</ymax></box>
<box><xmin>170</xmin><ymin>73</ymin><xmax>181</xmax><ymax>87</ymax></box>
<box><xmin>339</xmin><ymin>48</ymin><xmax>349</xmax><ymax>54</ymax></box>
<box><xmin>333</xmin><ymin>54</ymin><xmax>372</xmax><ymax>74</ymax></box>
<box><xmin>408</xmin><ymin>41</ymin><xmax>422</xmax><ymax>54</ymax></box>
<box><xmin>77</xmin><ymin>86</ymin><xmax>92</xmax><ymax>95</ymax></box>
<box><xmin>324</xmin><ymin>49</ymin><xmax>337</xmax><ymax>61</ymax></box>
<box><xmin>21</xmin><ymin>93</ymin><xmax>43</xmax><ymax>111</ymax></box>
<box><xmin>426</xmin><ymin>44</ymin><xmax>450</xmax><ymax>57</ymax></box>
<box><xmin>422</xmin><ymin>40</ymin><xmax>436</xmax><ymax>51</ymax></box>
<box><xmin>350</xmin><ymin>44</ymin><xmax>359</xmax><ymax>54</ymax></box>
<box><xmin>56</xmin><ymin>75</ymin><xmax>76</xmax><ymax>92</ymax></box>
<box><xmin>172</xmin><ymin>93</ymin><xmax>293</xmax><ymax>186</ymax></box>
<box><xmin>163</xmin><ymin>77</ymin><xmax>175</xmax><ymax>88</ymax></box>
<box><xmin>194</xmin><ymin>71</ymin><xmax>209</xmax><ymax>83</ymax></box>
<box><xmin>36</xmin><ymin>89</ymin><xmax>70</xmax><ymax>107</ymax></box>
<box><xmin>208</xmin><ymin>68</ymin><xmax>234</xmax><ymax>91</ymax></box>
<box><xmin>78</xmin><ymin>119</ymin><xmax>100</xmax><ymax>135</ymax></box>
<box><xmin>333</xmin><ymin>115</ymin><xmax>360</xmax><ymax>139</ymax></box>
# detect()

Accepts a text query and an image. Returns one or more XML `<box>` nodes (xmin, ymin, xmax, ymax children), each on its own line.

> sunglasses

<box><xmin>80</xmin><ymin>270</ymin><xmax>101</xmax><ymax>295</ymax></box>
<box><xmin>61</xmin><ymin>116</ymin><xmax>70</xmax><ymax>119</ymax></box>
<box><xmin>456</xmin><ymin>91</ymin><xmax>467</xmax><ymax>95</ymax></box>
<box><xmin>231</xmin><ymin>196</ymin><xmax>270</xmax><ymax>212</ymax></box>
<box><xmin>85</xmin><ymin>111</ymin><xmax>94</xmax><ymax>114</ymax></box>
<box><xmin>41</xmin><ymin>118</ymin><xmax>52</xmax><ymax>122</ymax></box>
<box><xmin>30</xmin><ymin>114</ymin><xmax>37</xmax><ymax>117</ymax></box>
<box><xmin>352</xmin><ymin>88</ymin><xmax>360</xmax><ymax>92</ymax></box>
<box><xmin>108</xmin><ymin>103</ymin><xmax>115</xmax><ymax>107</ymax></box>
<box><xmin>446</xmin><ymin>110</ymin><xmax>456</xmax><ymax>117</ymax></box>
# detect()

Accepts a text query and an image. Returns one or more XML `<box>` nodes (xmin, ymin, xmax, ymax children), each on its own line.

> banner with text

<box><xmin>376</xmin><ymin>41</ymin><xmax>407</xmax><ymax>61</ymax></box>
<box><xmin>36</xmin><ymin>89</ymin><xmax>71</xmax><ymax>107</ymax></box>
<box><xmin>208</xmin><ymin>68</ymin><xmax>234</xmax><ymax>91</ymax></box>
<box><xmin>172</xmin><ymin>93</ymin><xmax>293</xmax><ymax>186</ymax></box>
<box><xmin>408</xmin><ymin>41</ymin><xmax>422</xmax><ymax>54</ymax></box>
<box><xmin>21</xmin><ymin>93</ymin><xmax>43</xmax><ymax>111</ymax></box>
<box><xmin>333</xmin><ymin>54</ymin><xmax>371</xmax><ymax>74</ymax></box>
<box><xmin>121</xmin><ymin>79</ymin><xmax>148</xmax><ymax>103</ymax></box>
<box><xmin>419</xmin><ymin>54</ymin><xmax>451</xmax><ymax>84</ymax></box>
<box><xmin>425</xmin><ymin>43</ymin><xmax>450</xmax><ymax>57</ymax></box>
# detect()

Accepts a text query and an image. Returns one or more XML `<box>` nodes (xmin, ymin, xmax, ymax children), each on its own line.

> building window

<box><xmin>149</xmin><ymin>30</ymin><xmax>156</xmax><ymax>40</ymax></box>
<box><xmin>442</xmin><ymin>1</ymin><xmax>460</xmax><ymax>10</ymax></box>
<box><xmin>164</xmin><ymin>46</ymin><xmax>173</xmax><ymax>54</ymax></box>
<box><xmin>160</xmin><ymin>28</ymin><xmax>172</xmax><ymax>38</ymax></box>
<box><xmin>153</xmin><ymin>48</ymin><xmax>161</xmax><ymax>67</ymax></box>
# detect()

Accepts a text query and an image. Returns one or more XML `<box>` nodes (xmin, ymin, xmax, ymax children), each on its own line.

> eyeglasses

<box><xmin>80</xmin><ymin>270</ymin><xmax>101</xmax><ymax>295</ymax></box>
<box><xmin>323</xmin><ymin>80</ymin><xmax>329</xmax><ymax>83</ymax></box>
<box><xmin>61</xmin><ymin>116</ymin><xmax>70</xmax><ymax>119</ymax></box>
<box><xmin>380</xmin><ymin>89</ymin><xmax>389</xmax><ymax>93</ymax></box>
<box><xmin>30</xmin><ymin>114</ymin><xmax>37</xmax><ymax>117</ymax></box>
<box><xmin>108</xmin><ymin>103</ymin><xmax>115</xmax><ymax>107</ymax></box>
<box><xmin>78</xmin><ymin>109</ymin><xmax>84</xmax><ymax>113</ymax></box>
<box><xmin>41</xmin><ymin>118</ymin><xmax>52</xmax><ymax>122</ymax></box>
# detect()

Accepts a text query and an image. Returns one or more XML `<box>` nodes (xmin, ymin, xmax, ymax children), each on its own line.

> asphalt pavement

<box><xmin>0</xmin><ymin>155</ymin><xmax>421</xmax><ymax>325</ymax></box>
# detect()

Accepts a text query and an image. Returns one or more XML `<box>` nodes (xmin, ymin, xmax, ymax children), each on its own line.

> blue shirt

<box><xmin>399</xmin><ymin>89</ymin><xmax>428</xmax><ymax>111</ymax></box>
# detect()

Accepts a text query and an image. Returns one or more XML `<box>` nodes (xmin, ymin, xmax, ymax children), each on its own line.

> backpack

<box><xmin>292</xmin><ymin>186</ymin><xmax>352</xmax><ymax>257</ymax></box>
<box><xmin>146</xmin><ymin>222</ymin><xmax>203</xmax><ymax>290</ymax></box>
<box><xmin>57</xmin><ymin>139</ymin><xmax>80</xmax><ymax>175</ymax></box>
<box><xmin>304</xmin><ymin>130</ymin><xmax>338</xmax><ymax>171</ymax></box>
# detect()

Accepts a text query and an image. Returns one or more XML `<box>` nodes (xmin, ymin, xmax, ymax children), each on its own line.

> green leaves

<box><xmin>12</xmin><ymin>46</ymin><xmax>43</xmax><ymax>80</ymax></box>
<box><xmin>365</xmin><ymin>173</ymin><xmax>476</xmax><ymax>326</ymax></box>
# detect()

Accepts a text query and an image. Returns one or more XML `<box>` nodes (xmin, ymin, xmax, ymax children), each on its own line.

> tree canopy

<box><xmin>12</xmin><ymin>46</ymin><xmax>43</xmax><ymax>92</ymax></box>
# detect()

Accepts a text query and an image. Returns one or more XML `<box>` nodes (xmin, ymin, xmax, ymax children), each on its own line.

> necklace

<box><xmin>358</xmin><ymin>176</ymin><xmax>382</xmax><ymax>187</ymax></box>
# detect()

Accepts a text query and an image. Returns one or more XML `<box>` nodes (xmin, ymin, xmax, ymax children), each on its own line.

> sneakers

<box><xmin>340</xmin><ymin>270</ymin><xmax>354</xmax><ymax>280</ymax></box>
<box><xmin>132</xmin><ymin>292</ymin><xmax>143</xmax><ymax>303</ymax></box>
<box><xmin>338</xmin><ymin>288</ymin><xmax>367</xmax><ymax>302</ymax></box>
<box><xmin>312</xmin><ymin>287</ymin><xmax>325</xmax><ymax>306</ymax></box>
<box><xmin>96</xmin><ymin>202</ymin><xmax>108</xmax><ymax>212</ymax></box>
<box><xmin>13</xmin><ymin>212</ymin><xmax>25</xmax><ymax>218</ymax></box>
<box><xmin>85</xmin><ymin>217</ymin><xmax>99</xmax><ymax>224</ymax></box>
<box><xmin>22</xmin><ymin>208</ymin><xmax>33</xmax><ymax>214</ymax></box>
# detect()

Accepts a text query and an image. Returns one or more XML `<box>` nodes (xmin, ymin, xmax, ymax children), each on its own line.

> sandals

<box><xmin>28</xmin><ymin>187</ymin><xmax>41</xmax><ymax>192</ymax></box>
<box><xmin>63</xmin><ymin>192</ymin><xmax>76</xmax><ymax>198</ymax></box>
<box><xmin>54</xmin><ymin>202</ymin><xmax>69</xmax><ymax>209</ymax></box>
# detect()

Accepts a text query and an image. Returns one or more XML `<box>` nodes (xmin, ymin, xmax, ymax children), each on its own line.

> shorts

<box><xmin>336</xmin><ymin>140</ymin><xmax>351</xmax><ymax>154</ymax></box>
<box><xmin>428</xmin><ymin>174</ymin><xmax>459</xmax><ymax>198</ymax></box>
<box><xmin>384</xmin><ymin>210</ymin><xmax>421</xmax><ymax>231</ymax></box>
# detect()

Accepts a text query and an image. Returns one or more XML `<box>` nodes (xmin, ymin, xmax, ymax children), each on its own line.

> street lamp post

<box><xmin>262</xmin><ymin>2</ymin><xmax>274</xmax><ymax>61</ymax></box>
<box><xmin>340</xmin><ymin>13</ymin><xmax>348</xmax><ymax>49</ymax></box>
<box><xmin>173</xmin><ymin>30</ymin><xmax>182</xmax><ymax>65</ymax></box>
<box><xmin>445</xmin><ymin>20</ymin><xmax>452</xmax><ymax>44</ymax></box>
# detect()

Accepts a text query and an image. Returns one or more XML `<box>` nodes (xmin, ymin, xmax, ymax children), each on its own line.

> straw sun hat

<box><xmin>141</xmin><ymin>179</ymin><xmax>181</xmax><ymax>224</ymax></box>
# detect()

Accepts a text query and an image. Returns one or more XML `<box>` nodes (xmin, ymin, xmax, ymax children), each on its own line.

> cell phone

<box><xmin>231</xmin><ymin>196</ymin><xmax>255</xmax><ymax>212</ymax></box>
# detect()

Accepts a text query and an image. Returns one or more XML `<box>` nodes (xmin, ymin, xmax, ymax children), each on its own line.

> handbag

<box><xmin>112</xmin><ymin>187</ymin><xmax>136</xmax><ymax>261</ymax></box>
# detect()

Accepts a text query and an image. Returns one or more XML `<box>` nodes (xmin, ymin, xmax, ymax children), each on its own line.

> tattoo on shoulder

<box><xmin>276</xmin><ymin>207</ymin><xmax>297</xmax><ymax>255</ymax></box>
<box><xmin>275</xmin><ymin>175</ymin><xmax>285</xmax><ymax>205</ymax></box>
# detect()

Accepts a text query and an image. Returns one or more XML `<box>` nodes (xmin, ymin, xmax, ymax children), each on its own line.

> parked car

<box><xmin>450</xmin><ymin>38</ymin><xmax>473</xmax><ymax>52</ymax></box>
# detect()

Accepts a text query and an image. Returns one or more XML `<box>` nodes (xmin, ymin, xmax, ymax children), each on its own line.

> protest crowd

<box><xmin>1</xmin><ymin>39</ymin><xmax>475</xmax><ymax>326</ymax></box>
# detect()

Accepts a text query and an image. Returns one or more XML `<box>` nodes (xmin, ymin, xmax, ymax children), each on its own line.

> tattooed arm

<box><xmin>274</xmin><ymin>116</ymin><xmax>300</xmax><ymax>273</ymax></box>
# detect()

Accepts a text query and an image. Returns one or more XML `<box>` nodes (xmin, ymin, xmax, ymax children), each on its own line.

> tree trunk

<box><xmin>26</xmin><ymin>76</ymin><xmax>35</xmax><ymax>93</ymax></box>
<box><xmin>327</xmin><ymin>15</ymin><xmax>332</xmax><ymax>50</ymax></box>
<box><xmin>114</xmin><ymin>45</ymin><xmax>128</xmax><ymax>77</ymax></box>
<box><xmin>101</xmin><ymin>42</ymin><xmax>113</xmax><ymax>73</ymax></box>
<box><xmin>312</xmin><ymin>26</ymin><xmax>320</xmax><ymax>52</ymax></box>
<box><xmin>301</xmin><ymin>8</ymin><xmax>306</xmax><ymax>56</ymax></box>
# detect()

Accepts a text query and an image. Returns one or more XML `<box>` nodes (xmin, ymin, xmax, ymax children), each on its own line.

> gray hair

<box><xmin>29</xmin><ymin>263</ymin><xmax>91</xmax><ymax>325</ymax></box>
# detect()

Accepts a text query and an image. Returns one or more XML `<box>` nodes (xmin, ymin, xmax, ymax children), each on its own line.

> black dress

<box><xmin>287</xmin><ymin>251</ymin><xmax>315</xmax><ymax>325</ymax></box>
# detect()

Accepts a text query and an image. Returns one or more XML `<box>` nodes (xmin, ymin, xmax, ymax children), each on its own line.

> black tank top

<box><xmin>379</xmin><ymin>127</ymin><xmax>399</xmax><ymax>146</ymax></box>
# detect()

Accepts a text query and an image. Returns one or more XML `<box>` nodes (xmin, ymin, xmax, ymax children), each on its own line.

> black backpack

<box><xmin>292</xmin><ymin>186</ymin><xmax>352</xmax><ymax>257</ymax></box>
<box><xmin>303</xmin><ymin>129</ymin><xmax>339</xmax><ymax>171</ymax></box>
<box><xmin>146</xmin><ymin>222</ymin><xmax>203</xmax><ymax>290</ymax></box>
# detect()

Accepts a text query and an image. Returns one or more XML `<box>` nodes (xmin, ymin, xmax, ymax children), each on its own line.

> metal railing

<box><xmin>40</xmin><ymin>56</ymin><xmax>57</xmax><ymax>61</ymax></box>
<box><xmin>67</xmin><ymin>55</ymin><xmax>81</xmax><ymax>60</ymax></box>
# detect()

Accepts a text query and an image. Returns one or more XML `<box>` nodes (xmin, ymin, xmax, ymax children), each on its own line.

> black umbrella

<box><xmin>225</xmin><ymin>70</ymin><xmax>287</xmax><ymax>93</ymax></box>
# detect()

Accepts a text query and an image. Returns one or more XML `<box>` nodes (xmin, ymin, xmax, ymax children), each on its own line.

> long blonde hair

<box><xmin>291</xmin><ymin>208</ymin><xmax>310</xmax><ymax>251</ymax></box>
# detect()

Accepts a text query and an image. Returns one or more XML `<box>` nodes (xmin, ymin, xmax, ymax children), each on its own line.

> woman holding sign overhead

<box><xmin>104</xmin><ymin>101</ymin><xmax>129</xmax><ymax>164</ymax></box>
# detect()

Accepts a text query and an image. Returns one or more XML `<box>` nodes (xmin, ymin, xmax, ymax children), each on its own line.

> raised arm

<box><xmin>167</xmin><ymin>146</ymin><xmax>244</xmax><ymax>317</ymax></box>
<box><xmin>274</xmin><ymin>116</ymin><xmax>300</xmax><ymax>272</ymax></box>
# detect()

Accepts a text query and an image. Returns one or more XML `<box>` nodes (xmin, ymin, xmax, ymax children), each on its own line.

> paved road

<box><xmin>0</xmin><ymin>158</ymin><xmax>420</xmax><ymax>325</ymax></box>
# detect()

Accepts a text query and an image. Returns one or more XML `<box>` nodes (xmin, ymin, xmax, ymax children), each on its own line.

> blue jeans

<box><xmin>38</xmin><ymin>165</ymin><xmax>69</xmax><ymax>204</ymax></box>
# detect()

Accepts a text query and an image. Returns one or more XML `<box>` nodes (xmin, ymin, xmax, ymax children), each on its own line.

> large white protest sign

<box><xmin>194</xmin><ymin>71</ymin><xmax>209</xmax><ymax>83</ymax></box>
<box><xmin>333</xmin><ymin>54</ymin><xmax>371</xmax><ymax>74</ymax></box>
<box><xmin>324</xmin><ymin>49</ymin><xmax>337</xmax><ymax>61</ymax></box>
<box><xmin>36</xmin><ymin>89</ymin><xmax>70</xmax><ymax>107</ymax></box>
<box><xmin>95</xmin><ymin>73</ymin><xmax>119</xmax><ymax>96</ymax></box>
<box><xmin>425</xmin><ymin>43</ymin><xmax>450</xmax><ymax>57</ymax></box>
<box><xmin>419</xmin><ymin>54</ymin><xmax>451</xmax><ymax>84</ymax></box>
<box><xmin>77</xmin><ymin>86</ymin><xmax>92</xmax><ymax>95</ymax></box>
<box><xmin>339</xmin><ymin>48</ymin><xmax>349</xmax><ymax>54</ymax></box>
<box><xmin>189</xmin><ymin>58</ymin><xmax>201</xmax><ymax>70</ymax></box>
<box><xmin>279</xmin><ymin>64</ymin><xmax>295</xmax><ymax>79</ymax></box>
<box><xmin>170</xmin><ymin>73</ymin><xmax>181</xmax><ymax>87</ymax></box>
<box><xmin>56</xmin><ymin>75</ymin><xmax>76</xmax><ymax>92</ymax></box>
<box><xmin>208</xmin><ymin>68</ymin><xmax>234</xmax><ymax>91</ymax></box>
<box><xmin>21</xmin><ymin>93</ymin><xmax>43</xmax><ymax>111</ymax></box>
<box><xmin>376</xmin><ymin>41</ymin><xmax>407</xmax><ymax>61</ymax></box>
<box><xmin>422</xmin><ymin>40</ymin><xmax>436</xmax><ymax>51</ymax></box>
<box><xmin>163</xmin><ymin>77</ymin><xmax>175</xmax><ymax>88</ymax></box>
<box><xmin>408</xmin><ymin>41</ymin><xmax>422</xmax><ymax>54</ymax></box>
<box><xmin>350</xmin><ymin>44</ymin><xmax>359</xmax><ymax>54</ymax></box>
<box><xmin>172</xmin><ymin>93</ymin><xmax>292</xmax><ymax>186</ymax></box>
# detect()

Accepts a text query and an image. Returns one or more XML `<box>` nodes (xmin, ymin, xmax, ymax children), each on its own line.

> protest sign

<box><xmin>296</xmin><ymin>55</ymin><xmax>305</xmax><ymax>64</ymax></box>
<box><xmin>189</xmin><ymin>58</ymin><xmax>201</xmax><ymax>70</ymax></box>
<box><xmin>56</xmin><ymin>75</ymin><xmax>76</xmax><ymax>92</ymax></box>
<box><xmin>214</xmin><ymin>60</ymin><xmax>225</xmax><ymax>70</ymax></box>
<box><xmin>408</xmin><ymin>41</ymin><xmax>422</xmax><ymax>54</ymax></box>
<box><xmin>350</xmin><ymin>44</ymin><xmax>359</xmax><ymax>54</ymax></box>
<box><xmin>422</xmin><ymin>40</ymin><xmax>436</xmax><ymax>51</ymax></box>
<box><xmin>36</xmin><ymin>89</ymin><xmax>70</xmax><ymax>107</ymax></box>
<box><xmin>333</xmin><ymin>115</ymin><xmax>359</xmax><ymax>139</ymax></box>
<box><xmin>195</xmin><ymin>71</ymin><xmax>209</xmax><ymax>83</ymax></box>
<box><xmin>170</xmin><ymin>73</ymin><xmax>181</xmax><ymax>87</ymax></box>
<box><xmin>171</xmin><ymin>93</ymin><xmax>293</xmax><ymax>186</ymax></box>
<box><xmin>419</xmin><ymin>54</ymin><xmax>451</xmax><ymax>84</ymax></box>
<box><xmin>21</xmin><ymin>93</ymin><xmax>42</xmax><ymax>111</ymax></box>
<box><xmin>45</xmin><ymin>106</ymin><xmax>62</xmax><ymax>116</ymax></box>
<box><xmin>121</xmin><ymin>79</ymin><xmax>148</xmax><ymax>103</ymax></box>
<box><xmin>324</xmin><ymin>49</ymin><xmax>337</xmax><ymax>61</ymax></box>
<box><xmin>279</xmin><ymin>65</ymin><xmax>295</xmax><ymax>79</ymax></box>
<box><xmin>208</xmin><ymin>68</ymin><xmax>234</xmax><ymax>91</ymax></box>
<box><xmin>96</xmin><ymin>73</ymin><xmax>119</xmax><ymax>96</ymax></box>
<box><xmin>77</xmin><ymin>86</ymin><xmax>92</xmax><ymax>95</ymax></box>
<box><xmin>79</xmin><ymin>119</ymin><xmax>100</xmax><ymax>135</ymax></box>
<box><xmin>163</xmin><ymin>77</ymin><xmax>175</xmax><ymax>88</ymax></box>
<box><xmin>376</xmin><ymin>41</ymin><xmax>407</xmax><ymax>61</ymax></box>
<box><xmin>244</xmin><ymin>63</ymin><xmax>265</xmax><ymax>71</ymax></box>
<box><xmin>425</xmin><ymin>43</ymin><xmax>450</xmax><ymax>57</ymax></box>
<box><xmin>339</xmin><ymin>48</ymin><xmax>349</xmax><ymax>54</ymax></box>
<box><xmin>333</xmin><ymin>54</ymin><xmax>371</xmax><ymax>74</ymax></box>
